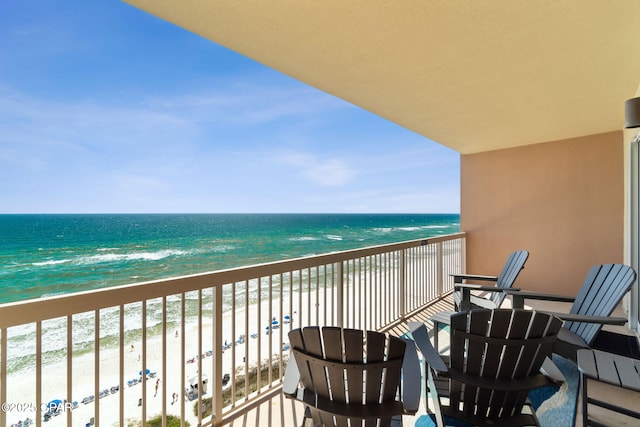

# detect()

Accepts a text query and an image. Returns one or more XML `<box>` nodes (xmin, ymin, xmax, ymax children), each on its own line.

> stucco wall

<box><xmin>461</xmin><ymin>131</ymin><xmax>624</xmax><ymax>296</ymax></box>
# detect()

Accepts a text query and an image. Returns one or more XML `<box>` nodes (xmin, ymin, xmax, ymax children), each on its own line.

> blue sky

<box><xmin>0</xmin><ymin>1</ymin><xmax>459</xmax><ymax>214</ymax></box>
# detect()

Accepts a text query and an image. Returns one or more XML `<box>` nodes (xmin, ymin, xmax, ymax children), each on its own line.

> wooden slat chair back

<box><xmin>564</xmin><ymin>263</ymin><xmax>636</xmax><ymax>347</ymax></box>
<box><xmin>286</xmin><ymin>326</ymin><xmax>409</xmax><ymax>427</ymax></box>
<box><xmin>491</xmin><ymin>250</ymin><xmax>530</xmax><ymax>307</ymax></box>
<box><xmin>440</xmin><ymin>309</ymin><xmax>562</xmax><ymax>426</ymax></box>
<box><xmin>453</xmin><ymin>250</ymin><xmax>529</xmax><ymax>311</ymax></box>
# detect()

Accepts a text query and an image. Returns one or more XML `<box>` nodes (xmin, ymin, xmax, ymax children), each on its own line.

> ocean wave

<box><xmin>288</xmin><ymin>237</ymin><xmax>320</xmax><ymax>242</ymax></box>
<box><xmin>76</xmin><ymin>249</ymin><xmax>189</xmax><ymax>265</ymax></box>
<box><xmin>32</xmin><ymin>259</ymin><xmax>71</xmax><ymax>267</ymax></box>
<box><xmin>372</xmin><ymin>227</ymin><xmax>392</xmax><ymax>233</ymax></box>
<box><xmin>326</xmin><ymin>235</ymin><xmax>343</xmax><ymax>241</ymax></box>
<box><xmin>371</xmin><ymin>225</ymin><xmax>453</xmax><ymax>233</ymax></box>
<box><xmin>211</xmin><ymin>245</ymin><xmax>235</xmax><ymax>253</ymax></box>
<box><xmin>29</xmin><ymin>249</ymin><xmax>191</xmax><ymax>269</ymax></box>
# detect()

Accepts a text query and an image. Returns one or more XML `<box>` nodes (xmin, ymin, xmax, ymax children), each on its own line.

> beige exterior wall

<box><xmin>461</xmin><ymin>131</ymin><xmax>624</xmax><ymax>296</ymax></box>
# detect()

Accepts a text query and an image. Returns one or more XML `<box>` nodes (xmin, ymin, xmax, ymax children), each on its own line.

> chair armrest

<box><xmin>450</xmin><ymin>273</ymin><xmax>498</xmax><ymax>283</ymax></box>
<box><xmin>455</xmin><ymin>283</ymin><xmax>521</xmax><ymax>293</ymax></box>
<box><xmin>455</xmin><ymin>283</ymin><xmax>521</xmax><ymax>311</ymax></box>
<box><xmin>282</xmin><ymin>351</ymin><xmax>300</xmax><ymax>396</ymax></box>
<box><xmin>503</xmin><ymin>289</ymin><xmax>575</xmax><ymax>309</ymax></box>
<box><xmin>399</xmin><ymin>337</ymin><xmax>421</xmax><ymax>414</ymax></box>
<box><xmin>447</xmin><ymin>368</ymin><xmax>554</xmax><ymax>391</ymax></box>
<box><xmin>543</xmin><ymin>312</ymin><xmax>628</xmax><ymax>325</ymax></box>
<box><xmin>407</xmin><ymin>322</ymin><xmax>448</xmax><ymax>374</ymax></box>
<box><xmin>540</xmin><ymin>357</ymin><xmax>566</xmax><ymax>384</ymax></box>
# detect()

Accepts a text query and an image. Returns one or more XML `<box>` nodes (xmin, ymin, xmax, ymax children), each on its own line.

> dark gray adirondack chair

<box><xmin>282</xmin><ymin>326</ymin><xmax>420</xmax><ymax>427</ymax></box>
<box><xmin>452</xmin><ymin>250</ymin><xmax>529</xmax><ymax>311</ymax></box>
<box><xmin>409</xmin><ymin>309</ymin><xmax>563</xmax><ymax>427</ymax></box>
<box><xmin>505</xmin><ymin>263</ymin><xmax>636</xmax><ymax>362</ymax></box>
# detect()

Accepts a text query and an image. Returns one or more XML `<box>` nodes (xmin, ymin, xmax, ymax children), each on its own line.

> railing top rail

<box><xmin>0</xmin><ymin>232</ymin><xmax>465</xmax><ymax>328</ymax></box>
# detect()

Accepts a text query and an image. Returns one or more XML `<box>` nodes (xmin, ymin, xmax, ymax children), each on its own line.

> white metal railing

<box><xmin>0</xmin><ymin>232</ymin><xmax>465</xmax><ymax>427</ymax></box>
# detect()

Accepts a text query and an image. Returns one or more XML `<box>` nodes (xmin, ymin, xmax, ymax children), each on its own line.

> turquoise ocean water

<box><xmin>1</xmin><ymin>214</ymin><xmax>459</xmax><ymax>373</ymax></box>
<box><xmin>0</xmin><ymin>213</ymin><xmax>459</xmax><ymax>304</ymax></box>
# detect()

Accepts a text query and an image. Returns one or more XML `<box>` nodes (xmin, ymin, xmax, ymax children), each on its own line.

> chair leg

<box><xmin>580</xmin><ymin>371</ymin><xmax>588</xmax><ymax>427</ymax></box>
<box><xmin>526</xmin><ymin>402</ymin><xmax>542</xmax><ymax>427</ymax></box>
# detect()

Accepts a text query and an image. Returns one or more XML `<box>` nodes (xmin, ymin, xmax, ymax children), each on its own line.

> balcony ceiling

<box><xmin>124</xmin><ymin>1</ymin><xmax>640</xmax><ymax>154</ymax></box>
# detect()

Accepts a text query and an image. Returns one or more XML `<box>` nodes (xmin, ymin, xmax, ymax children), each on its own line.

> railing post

<box><xmin>0</xmin><ymin>330</ymin><xmax>5</xmax><ymax>427</ymax></box>
<box><xmin>399</xmin><ymin>249</ymin><xmax>406</xmax><ymax>318</ymax></box>
<box><xmin>337</xmin><ymin>261</ymin><xmax>344</xmax><ymax>327</ymax></box>
<box><xmin>213</xmin><ymin>285</ymin><xmax>224</xmax><ymax>424</ymax></box>
<box><xmin>461</xmin><ymin>236</ymin><xmax>467</xmax><ymax>279</ymax></box>
<box><xmin>436</xmin><ymin>241</ymin><xmax>444</xmax><ymax>297</ymax></box>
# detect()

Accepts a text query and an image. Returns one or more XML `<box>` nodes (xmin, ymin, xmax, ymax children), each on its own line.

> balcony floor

<box><xmin>221</xmin><ymin>294</ymin><xmax>640</xmax><ymax>427</ymax></box>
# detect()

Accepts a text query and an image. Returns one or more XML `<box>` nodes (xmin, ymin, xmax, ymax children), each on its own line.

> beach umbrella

<box><xmin>47</xmin><ymin>399</ymin><xmax>63</xmax><ymax>411</ymax></box>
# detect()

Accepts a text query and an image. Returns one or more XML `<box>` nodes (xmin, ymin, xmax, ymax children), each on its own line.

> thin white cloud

<box><xmin>147</xmin><ymin>80</ymin><xmax>353</xmax><ymax>126</ymax></box>
<box><xmin>306</xmin><ymin>159</ymin><xmax>354</xmax><ymax>187</ymax></box>
<box><xmin>277</xmin><ymin>151</ymin><xmax>355</xmax><ymax>187</ymax></box>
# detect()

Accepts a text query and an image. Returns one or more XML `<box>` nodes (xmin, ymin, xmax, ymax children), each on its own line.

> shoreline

<box><xmin>3</xmin><ymin>293</ymin><xmax>306</xmax><ymax>427</ymax></box>
<box><xmin>3</xmin><ymin>247</ymin><xmax>457</xmax><ymax>426</ymax></box>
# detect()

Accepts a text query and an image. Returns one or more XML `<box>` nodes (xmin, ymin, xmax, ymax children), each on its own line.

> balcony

<box><xmin>0</xmin><ymin>233</ymin><xmax>464</xmax><ymax>427</ymax></box>
<box><xmin>2</xmin><ymin>231</ymin><xmax>637</xmax><ymax>427</ymax></box>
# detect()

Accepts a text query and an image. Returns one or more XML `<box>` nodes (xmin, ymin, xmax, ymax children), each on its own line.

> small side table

<box><xmin>430</xmin><ymin>310</ymin><xmax>454</xmax><ymax>352</ymax></box>
<box><xmin>577</xmin><ymin>348</ymin><xmax>640</xmax><ymax>426</ymax></box>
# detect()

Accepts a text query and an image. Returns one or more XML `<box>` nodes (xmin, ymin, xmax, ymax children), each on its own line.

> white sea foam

<box><xmin>371</xmin><ymin>225</ymin><xmax>452</xmax><ymax>234</ymax></box>
<box><xmin>31</xmin><ymin>249</ymin><xmax>190</xmax><ymax>268</ymax></box>
<box><xmin>76</xmin><ymin>249</ymin><xmax>188</xmax><ymax>265</ymax></box>
<box><xmin>32</xmin><ymin>259</ymin><xmax>71</xmax><ymax>267</ymax></box>
<box><xmin>371</xmin><ymin>227</ymin><xmax>392</xmax><ymax>233</ymax></box>
<box><xmin>326</xmin><ymin>235</ymin><xmax>343</xmax><ymax>241</ymax></box>
<box><xmin>288</xmin><ymin>237</ymin><xmax>320</xmax><ymax>242</ymax></box>
<box><xmin>212</xmin><ymin>245</ymin><xmax>235</xmax><ymax>253</ymax></box>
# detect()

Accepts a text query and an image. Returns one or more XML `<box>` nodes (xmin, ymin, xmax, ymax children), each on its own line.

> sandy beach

<box><xmin>3</xmin><ymin>248</ymin><xmax>452</xmax><ymax>427</ymax></box>
<box><xmin>4</xmin><ymin>293</ymin><xmax>308</xmax><ymax>427</ymax></box>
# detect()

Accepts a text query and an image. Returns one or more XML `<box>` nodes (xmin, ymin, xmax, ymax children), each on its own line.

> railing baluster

<box><xmin>180</xmin><ymin>293</ymin><xmax>186</xmax><ymax>424</ymax></box>
<box><xmin>0</xmin><ymin>328</ymin><xmax>5</xmax><ymax>427</ymax></box>
<box><xmin>337</xmin><ymin>260</ymin><xmax>344</xmax><ymax>328</ymax></box>
<box><xmin>197</xmin><ymin>289</ymin><xmax>203</xmax><ymax>424</ymax></box>
<box><xmin>67</xmin><ymin>315</ymin><xmax>73</xmax><ymax>427</ymax></box>
<box><xmin>161</xmin><ymin>297</ymin><xmax>167</xmax><ymax>426</ymax></box>
<box><xmin>36</xmin><ymin>321</ymin><xmax>42</xmax><ymax>427</ymax></box>
<box><xmin>91</xmin><ymin>312</ymin><xmax>99</xmax><ymax>425</ymax></box>
<box><xmin>399</xmin><ymin>249</ymin><xmax>406</xmax><ymax>319</ymax></box>
<box><xmin>436</xmin><ymin>241</ymin><xmax>444</xmax><ymax>297</ymax></box>
<box><xmin>141</xmin><ymin>302</ymin><xmax>147</xmax><ymax>426</ymax></box>
<box><xmin>212</xmin><ymin>285</ymin><xmax>223</xmax><ymax>423</ymax></box>
<box><xmin>119</xmin><ymin>306</ymin><xmax>125</xmax><ymax>427</ymax></box>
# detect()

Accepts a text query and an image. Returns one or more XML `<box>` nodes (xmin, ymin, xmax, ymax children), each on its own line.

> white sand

<box><xmin>3</xmin><ymin>294</ymin><xmax>306</xmax><ymax>427</ymax></box>
<box><xmin>3</xmin><ymin>249</ymin><xmax>459</xmax><ymax>426</ymax></box>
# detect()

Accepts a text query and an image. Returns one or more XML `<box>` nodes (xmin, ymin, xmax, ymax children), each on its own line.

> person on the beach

<box><xmin>155</xmin><ymin>378</ymin><xmax>160</xmax><ymax>397</ymax></box>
